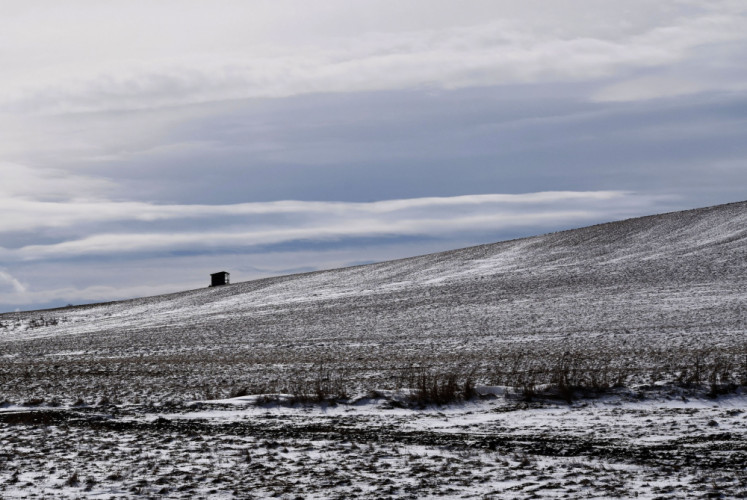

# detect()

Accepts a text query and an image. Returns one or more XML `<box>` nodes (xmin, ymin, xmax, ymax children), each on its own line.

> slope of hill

<box><xmin>1</xmin><ymin>200</ymin><xmax>747</xmax><ymax>499</ymax></box>
<box><xmin>1</xmin><ymin>200</ymin><xmax>746</xmax><ymax>403</ymax></box>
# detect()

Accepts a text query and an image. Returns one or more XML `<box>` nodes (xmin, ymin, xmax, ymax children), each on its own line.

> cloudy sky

<box><xmin>2</xmin><ymin>0</ymin><xmax>746</xmax><ymax>312</ymax></box>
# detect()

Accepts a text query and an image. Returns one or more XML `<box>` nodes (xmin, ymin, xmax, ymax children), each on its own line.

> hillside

<box><xmin>1</xmin><ymin>200</ymin><xmax>746</xmax><ymax>403</ymax></box>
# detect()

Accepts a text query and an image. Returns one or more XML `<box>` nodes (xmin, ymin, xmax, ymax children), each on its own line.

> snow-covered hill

<box><xmin>1</xmin><ymin>200</ymin><xmax>746</xmax><ymax>403</ymax></box>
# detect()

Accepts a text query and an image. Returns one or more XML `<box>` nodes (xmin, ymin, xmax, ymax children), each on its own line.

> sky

<box><xmin>1</xmin><ymin>0</ymin><xmax>746</xmax><ymax>312</ymax></box>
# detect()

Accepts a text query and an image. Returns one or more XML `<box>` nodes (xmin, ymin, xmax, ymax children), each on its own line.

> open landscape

<box><xmin>1</xmin><ymin>200</ymin><xmax>746</xmax><ymax>498</ymax></box>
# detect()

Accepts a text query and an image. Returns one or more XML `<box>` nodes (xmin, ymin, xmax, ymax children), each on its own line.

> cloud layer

<box><xmin>1</xmin><ymin>190</ymin><xmax>661</xmax><ymax>259</ymax></box>
<box><xmin>2</xmin><ymin>1</ymin><xmax>746</xmax><ymax>113</ymax></box>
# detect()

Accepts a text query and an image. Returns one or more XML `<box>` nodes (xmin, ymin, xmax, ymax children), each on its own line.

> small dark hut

<box><xmin>210</xmin><ymin>271</ymin><xmax>230</xmax><ymax>287</ymax></box>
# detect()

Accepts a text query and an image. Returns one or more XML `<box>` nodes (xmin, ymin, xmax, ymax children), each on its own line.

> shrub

<box><xmin>407</xmin><ymin>367</ymin><xmax>477</xmax><ymax>406</ymax></box>
<box><xmin>65</xmin><ymin>471</ymin><xmax>80</xmax><ymax>487</ymax></box>
<box><xmin>229</xmin><ymin>386</ymin><xmax>250</xmax><ymax>398</ymax></box>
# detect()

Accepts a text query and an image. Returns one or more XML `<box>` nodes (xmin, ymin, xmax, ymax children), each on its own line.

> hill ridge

<box><xmin>2</xmin><ymin>199</ymin><xmax>746</xmax><ymax>317</ymax></box>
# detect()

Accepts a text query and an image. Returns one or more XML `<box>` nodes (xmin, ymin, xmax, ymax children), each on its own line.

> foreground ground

<box><xmin>1</xmin><ymin>391</ymin><xmax>746</xmax><ymax>499</ymax></box>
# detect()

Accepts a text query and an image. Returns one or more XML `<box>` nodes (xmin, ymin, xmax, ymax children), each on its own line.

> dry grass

<box><xmin>1</xmin><ymin>341</ymin><xmax>745</xmax><ymax>405</ymax></box>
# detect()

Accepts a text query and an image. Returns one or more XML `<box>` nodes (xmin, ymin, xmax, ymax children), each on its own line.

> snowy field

<box><xmin>1</xmin><ymin>200</ymin><xmax>746</xmax><ymax>497</ymax></box>
<box><xmin>1</xmin><ymin>394</ymin><xmax>746</xmax><ymax>498</ymax></box>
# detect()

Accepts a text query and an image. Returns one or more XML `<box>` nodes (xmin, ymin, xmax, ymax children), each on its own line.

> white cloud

<box><xmin>11</xmin><ymin>211</ymin><xmax>586</xmax><ymax>258</ymax></box>
<box><xmin>0</xmin><ymin>162</ymin><xmax>113</xmax><ymax>201</ymax></box>
<box><xmin>594</xmin><ymin>75</ymin><xmax>706</xmax><ymax>102</ymax></box>
<box><xmin>2</xmin><ymin>2</ymin><xmax>745</xmax><ymax>113</ymax></box>
<box><xmin>0</xmin><ymin>270</ymin><xmax>27</xmax><ymax>294</ymax></box>
<box><xmin>592</xmin><ymin>41</ymin><xmax>747</xmax><ymax>102</ymax></box>
<box><xmin>0</xmin><ymin>189</ymin><xmax>632</xmax><ymax>232</ymax></box>
<box><xmin>0</xmin><ymin>190</ymin><xmax>670</xmax><ymax>261</ymax></box>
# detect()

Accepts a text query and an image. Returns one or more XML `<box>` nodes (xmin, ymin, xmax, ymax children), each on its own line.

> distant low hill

<box><xmin>1</xmin><ymin>200</ymin><xmax>745</xmax><ymax>404</ymax></box>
